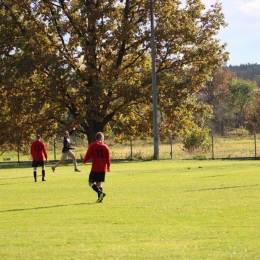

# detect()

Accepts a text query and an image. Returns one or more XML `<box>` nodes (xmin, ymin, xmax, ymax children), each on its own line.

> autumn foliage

<box><xmin>0</xmin><ymin>0</ymin><xmax>228</xmax><ymax>152</ymax></box>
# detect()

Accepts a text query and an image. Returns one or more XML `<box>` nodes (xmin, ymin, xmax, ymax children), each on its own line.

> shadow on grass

<box><xmin>186</xmin><ymin>183</ymin><xmax>260</xmax><ymax>192</ymax></box>
<box><xmin>0</xmin><ymin>202</ymin><xmax>97</xmax><ymax>213</ymax></box>
<box><xmin>0</xmin><ymin>176</ymin><xmax>31</xmax><ymax>181</ymax></box>
<box><xmin>0</xmin><ymin>174</ymin><xmax>56</xmax><ymax>182</ymax></box>
<box><xmin>0</xmin><ymin>163</ymin><xmax>31</xmax><ymax>169</ymax></box>
<box><xmin>198</xmin><ymin>174</ymin><xmax>228</xmax><ymax>178</ymax></box>
<box><xmin>0</xmin><ymin>159</ymin><xmax>147</xmax><ymax>169</ymax></box>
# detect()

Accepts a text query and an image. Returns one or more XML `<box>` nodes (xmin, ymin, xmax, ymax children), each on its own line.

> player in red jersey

<box><xmin>82</xmin><ymin>132</ymin><xmax>110</xmax><ymax>203</ymax></box>
<box><xmin>30</xmin><ymin>135</ymin><xmax>48</xmax><ymax>182</ymax></box>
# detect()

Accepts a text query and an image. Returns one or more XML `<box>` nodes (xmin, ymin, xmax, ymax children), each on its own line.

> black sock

<box><xmin>42</xmin><ymin>170</ymin><xmax>45</xmax><ymax>180</ymax></box>
<box><xmin>34</xmin><ymin>171</ymin><xmax>37</xmax><ymax>181</ymax></box>
<box><xmin>91</xmin><ymin>184</ymin><xmax>101</xmax><ymax>194</ymax></box>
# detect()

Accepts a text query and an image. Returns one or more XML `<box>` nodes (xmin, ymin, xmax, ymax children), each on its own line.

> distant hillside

<box><xmin>228</xmin><ymin>64</ymin><xmax>260</xmax><ymax>86</ymax></box>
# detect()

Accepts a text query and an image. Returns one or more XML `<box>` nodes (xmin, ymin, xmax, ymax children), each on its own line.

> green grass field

<box><xmin>0</xmin><ymin>160</ymin><xmax>259</xmax><ymax>259</ymax></box>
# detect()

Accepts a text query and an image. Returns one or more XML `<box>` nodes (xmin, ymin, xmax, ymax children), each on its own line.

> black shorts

<box><xmin>89</xmin><ymin>171</ymin><xmax>106</xmax><ymax>182</ymax></box>
<box><xmin>32</xmin><ymin>161</ymin><xmax>45</xmax><ymax>167</ymax></box>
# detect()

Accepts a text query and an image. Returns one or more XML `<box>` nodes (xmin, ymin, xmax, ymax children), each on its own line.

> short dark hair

<box><xmin>36</xmin><ymin>135</ymin><xmax>41</xmax><ymax>140</ymax></box>
<box><xmin>95</xmin><ymin>132</ymin><xmax>103</xmax><ymax>140</ymax></box>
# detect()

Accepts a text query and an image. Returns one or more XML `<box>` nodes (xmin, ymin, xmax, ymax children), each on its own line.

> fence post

<box><xmin>254</xmin><ymin>134</ymin><xmax>257</xmax><ymax>158</ymax></box>
<box><xmin>211</xmin><ymin>135</ymin><xmax>214</xmax><ymax>159</ymax></box>
<box><xmin>170</xmin><ymin>137</ymin><xmax>173</xmax><ymax>159</ymax></box>
<box><xmin>17</xmin><ymin>142</ymin><xmax>20</xmax><ymax>162</ymax></box>
<box><xmin>130</xmin><ymin>138</ymin><xmax>133</xmax><ymax>160</ymax></box>
<box><xmin>54</xmin><ymin>139</ymin><xmax>56</xmax><ymax>161</ymax></box>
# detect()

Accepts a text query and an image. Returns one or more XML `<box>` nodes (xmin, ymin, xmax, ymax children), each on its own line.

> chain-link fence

<box><xmin>1</xmin><ymin>134</ymin><xmax>260</xmax><ymax>162</ymax></box>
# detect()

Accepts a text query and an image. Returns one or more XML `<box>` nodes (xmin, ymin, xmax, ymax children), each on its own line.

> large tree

<box><xmin>197</xmin><ymin>68</ymin><xmax>236</xmax><ymax>135</ymax></box>
<box><xmin>245</xmin><ymin>91</ymin><xmax>260</xmax><ymax>134</ymax></box>
<box><xmin>0</xmin><ymin>0</ymin><xmax>228</xmax><ymax>146</ymax></box>
<box><xmin>228</xmin><ymin>78</ymin><xmax>257</xmax><ymax>128</ymax></box>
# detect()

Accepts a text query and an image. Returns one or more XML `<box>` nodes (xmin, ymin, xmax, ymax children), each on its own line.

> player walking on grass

<box><xmin>82</xmin><ymin>132</ymin><xmax>110</xmax><ymax>203</ymax></box>
<box><xmin>51</xmin><ymin>127</ymin><xmax>81</xmax><ymax>173</ymax></box>
<box><xmin>30</xmin><ymin>135</ymin><xmax>48</xmax><ymax>182</ymax></box>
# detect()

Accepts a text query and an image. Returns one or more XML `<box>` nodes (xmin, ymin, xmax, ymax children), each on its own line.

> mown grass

<box><xmin>0</xmin><ymin>160</ymin><xmax>259</xmax><ymax>259</ymax></box>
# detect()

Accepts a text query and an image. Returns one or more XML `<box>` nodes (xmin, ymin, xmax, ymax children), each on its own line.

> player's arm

<box><xmin>63</xmin><ymin>137</ymin><xmax>67</xmax><ymax>148</ymax></box>
<box><xmin>68</xmin><ymin>127</ymin><xmax>76</xmax><ymax>136</ymax></box>
<box><xmin>82</xmin><ymin>145</ymin><xmax>91</xmax><ymax>165</ymax></box>
<box><xmin>30</xmin><ymin>143</ymin><xmax>35</xmax><ymax>158</ymax></box>
<box><xmin>106</xmin><ymin>148</ymin><xmax>111</xmax><ymax>172</ymax></box>
<box><xmin>43</xmin><ymin>143</ymin><xmax>48</xmax><ymax>162</ymax></box>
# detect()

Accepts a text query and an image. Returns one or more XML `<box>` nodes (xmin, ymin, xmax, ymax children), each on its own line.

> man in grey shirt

<box><xmin>52</xmin><ymin>128</ymin><xmax>81</xmax><ymax>173</ymax></box>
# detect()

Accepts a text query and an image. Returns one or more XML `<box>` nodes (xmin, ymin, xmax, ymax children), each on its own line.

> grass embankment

<box><xmin>0</xmin><ymin>160</ymin><xmax>259</xmax><ymax>259</ymax></box>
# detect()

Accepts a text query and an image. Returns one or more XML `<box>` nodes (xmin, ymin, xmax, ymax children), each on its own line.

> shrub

<box><xmin>183</xmin><ymin>127</ymin><xmax>211</xmax><ymax>155</ymax></box>
<box><xmin>225</xmin><ymin>128</ymin><xmax>250</xmax><ymax>138</ymax></box>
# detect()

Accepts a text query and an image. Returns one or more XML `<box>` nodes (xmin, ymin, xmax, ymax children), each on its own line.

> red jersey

<box><xmin>83</xmin><ymin>141</ymin><xmax>110</xmax><ymax>172</ymax></box>
<box><xmin>30</xmin><ymin>140</ymin><xmax>48</xmax><ymax>161</ymax></box>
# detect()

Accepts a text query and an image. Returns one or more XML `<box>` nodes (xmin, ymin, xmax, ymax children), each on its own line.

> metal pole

<box><xmin>254</xmin><ymin>134</ymin><xmax>256</xmax><ymax>158</ymax></box>
<box><xmin>170</xmin><ymin>137</ymin><xmax>173</xmax><ymax>159</ymax></box>
<box><xmin>150</xmin><ymin>0</ymin><xmax>159</xmax><ymax>159</ymax></box>
<box><xmin>54</xmin><ymin>139</ymin><xmax>56</xmax><ymax>161</ymax></box>
<box><xmin>17</xmin><ymin>142</ymin><xmax>20</xmax><ymax>162</ymax></box>
<box><xmin>212</xmin><ymin>135</ymin><xmax>214</xmax><ymax>159</ymax></box>
<box><xmin>130</xmin><ymin>138</ymin><xmax>133</xmax><ymax>160</ymax></box>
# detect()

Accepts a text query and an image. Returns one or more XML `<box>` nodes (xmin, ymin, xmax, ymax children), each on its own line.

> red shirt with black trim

<box><xmin>83</xmin><ymin>141</ymin><xmax>110</xmax><ymax>172</ymax></box>
<box><xmin>30</xmin><ymin>140</ymin><xmax>48</xmax><ymax>161</ymax></box>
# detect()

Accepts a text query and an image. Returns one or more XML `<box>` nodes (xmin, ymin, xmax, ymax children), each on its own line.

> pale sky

<box><xmin>201</xmin><ymin>0</ymin><xmax>260</xmax><ymax>66</ymax></box>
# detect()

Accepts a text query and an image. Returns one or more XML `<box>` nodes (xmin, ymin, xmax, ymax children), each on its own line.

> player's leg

<box><xmin>96</xmin><ymin>181</ymin><xmax>106</xmax><ymax>202</ymax></box>
<box><xmin>52</xmin><ymin>153</ymin><xmax>66</xmax><ymax>172</ymax></box>
<box><xmin>89</xmin><ymin>172</ymin><xmax>103</xmax><ymax>202</ymax></box>
<box><xmin>97</xmin><ymin>183</ymin><xmax>106</xmax><ymax>202</ymax></box>
<box><xmin>96</xmin><ymin>172</ymin><xmax>106</xmax><ymax>202</ymax></box>
<box><xmin>89</xmin><ymin>181</ymin><xmax>101</xmax><ymax>194</ymax></box>
<box><xmin>42</xmin><ymin>164</ymin><xmax>46</xmax><ymax>181</ymax></box>
<box><xmin>33</xmin><ymin>167</ymin><xmax>37</xmax><ymax>182</ymax></box>
<box><xmin>32</xmin><ymin>161</ymin><xmax>37</xmax><ymax>182</ymax></box>
<box><xmin>68</xmin><ymin>151</ymin><xmax>80</xmax><ymax>172</ymax></box>
<box><xmin>98</xmin><ymin>172</ymin><xmax>106</xmax><ymax>202</ymax></box>
<box><xmin>97</xmin><ymin>182</ymin><xmax>102</xmax><ymax>193</ymax></box>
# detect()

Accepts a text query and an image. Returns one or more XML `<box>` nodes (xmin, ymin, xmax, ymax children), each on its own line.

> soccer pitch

<box><xmin>0</xmin><ymin>160</ymin><xmax>259</xmax><ymax>259</ymax></box>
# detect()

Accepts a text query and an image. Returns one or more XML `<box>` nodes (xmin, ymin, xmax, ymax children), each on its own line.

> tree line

<box><xmin>198</xmin><ymin>67</ymin><xmax>259</xmax><ymax>134</ymax></box>
<box><xmin>229</xmin><ymin>63</ymin><xmax>260</xmax><ymax>86</ymax></box>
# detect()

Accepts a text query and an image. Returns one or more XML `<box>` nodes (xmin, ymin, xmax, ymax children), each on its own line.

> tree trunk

<box><xmin>84</xmin><ymin>120</ymin><xmax>105</xmax><ymax>144</ymax></box>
